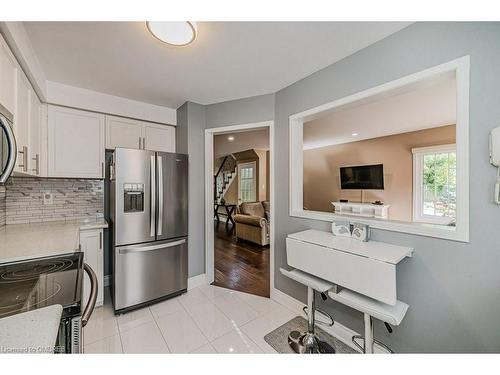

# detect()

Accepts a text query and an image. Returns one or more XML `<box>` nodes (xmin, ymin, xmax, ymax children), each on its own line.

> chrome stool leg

<box><xmin>351</xmin><ymin>313</ymin><xmax>394</xmax><ymax>354</ymax></box>
<box><xmin>288</xmin><ymin>288</ymin><xmax>335</xmax><ymax>354</ymax></box>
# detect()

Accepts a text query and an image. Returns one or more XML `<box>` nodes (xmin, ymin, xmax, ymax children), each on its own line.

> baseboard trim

<box><xmin>188</xmin><ymin>273</ymin><xmax>208</xmax><ymax>290</ymax></box>
<box><xmin>270</xmin><ymin>287</ymin><xmax>388</xmax><ymax>353</ymax></box>
<box><xmin>270</xmin><ymin>287</ymin><xmax>305</xmax><ymax>315</ymax></box>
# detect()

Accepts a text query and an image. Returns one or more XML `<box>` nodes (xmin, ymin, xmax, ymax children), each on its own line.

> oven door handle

<box><xmin>81</xmin><ymin>263</ymin><xmax>98</xmax><ymax>327</ymax></box>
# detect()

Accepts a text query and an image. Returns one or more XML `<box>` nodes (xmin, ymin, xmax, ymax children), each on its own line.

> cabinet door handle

<box><xmin>18</xmin><ymin>146</ymin><xmax>28</xmax><ymax>172</ymax></box>
<box><xmin>99</xmin><ymin>231</ymin><xmax>102</xmax><ymax>250</ymax></box>
<box><xmin>139</xmin><ymin>137</ymin><xmax>142</xmax><ymax>149</ymax></box>
<box><xmin>142</xmin><ymin>137</ymin><xmax>146</xmax><ymax>150</ymax></box>
<box><xmin>31</xmin><ymin>154</ymin><xmax>39</xmax><ymax>175</ymax></box>
<box><xmin>101</xmin><ymin>162</ymin><xmax>104</xmax><ymax>178</ymax></box>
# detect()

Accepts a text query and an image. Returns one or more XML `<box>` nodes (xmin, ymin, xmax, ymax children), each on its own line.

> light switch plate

<box><xmin>43</xmin><ymin>190</ymin><xmax>53</xmax><ymax>205</ymax></box>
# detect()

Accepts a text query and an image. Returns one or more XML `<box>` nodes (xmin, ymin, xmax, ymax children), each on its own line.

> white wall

<box><xmin>46</xmin><ymin>81</ymin><xmax>177</xmax><ymax>125</ymax></box>
<box><xmin>0</xmin><ymin>22</ymin><xmax>177</xmax><ymax>125</ymax></box>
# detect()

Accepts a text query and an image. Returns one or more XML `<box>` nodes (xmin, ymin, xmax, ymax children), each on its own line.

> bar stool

<box><xmin>328</xmin><ymin>288</ymin><xmax>409</xmax><ymax>353</ymax></box>
<box><xmin>280</xmin><ymin>268</ymin><xmax>336</xmax><ymax>354</ymax></box>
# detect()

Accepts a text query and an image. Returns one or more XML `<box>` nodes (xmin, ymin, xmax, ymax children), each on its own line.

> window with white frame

<box><xmin>238</xmin><ymin>161</ymin><xmax>257</xmax><ymax>203</ymax></box>
<box><xmin>412</xmin><ymin>144</ymin><xmax>457</xmax><ymax>225</ymax></box>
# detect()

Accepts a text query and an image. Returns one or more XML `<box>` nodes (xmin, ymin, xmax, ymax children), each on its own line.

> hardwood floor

<box><xmin>213</xmin><ymin>222</ymin><xmax>270</xmax><ymax>298</ymax></box>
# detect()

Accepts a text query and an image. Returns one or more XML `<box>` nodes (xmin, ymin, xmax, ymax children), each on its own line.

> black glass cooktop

<box><xmin>0</xmin><ymin>252</ymin><xmax>84</xmax><ymax>319</ymax></box>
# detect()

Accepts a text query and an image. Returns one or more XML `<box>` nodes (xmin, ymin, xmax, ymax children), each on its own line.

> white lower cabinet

<box><xmin>80</xmin><ymin>229</ymin><xmax>104</xmax><ymax>307</ymax></box>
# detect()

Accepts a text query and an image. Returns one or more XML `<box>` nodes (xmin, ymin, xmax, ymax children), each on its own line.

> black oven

<box><xmin>0</xmin><ymin>253</ymin><xmax>98</xmax><ymax>353</ymax></box>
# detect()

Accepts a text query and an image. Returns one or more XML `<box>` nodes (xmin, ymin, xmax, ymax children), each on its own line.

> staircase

<box><xmin>214</xmin><ymin>155</ymin><xmax>237</xmax><ymax>204</ymax></box>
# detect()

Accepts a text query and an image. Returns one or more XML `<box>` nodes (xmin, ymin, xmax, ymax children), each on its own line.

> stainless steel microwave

<box><xmin>0</xmin><ymin>103</ymin><xmax>16</xmax><ymax>185</ymax></box>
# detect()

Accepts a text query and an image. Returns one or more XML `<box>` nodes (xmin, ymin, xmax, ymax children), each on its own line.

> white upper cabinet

<box><xmin>143</xmin><ymin>122</ymin><xmax>176</xmax><ymax>153</ymax></box>
<box><xmin>105</xmin><ymin>115</ymin><xmax>143</xmax><ymax>149</ymax></box>
<box><xmin>105</xmin><ymin>115</ymin><xmax>176</xmax><ymax>153</ymax></box>
<box><xmin>29</xmin><ymin>93</ymin><xmax>41</xmax><ymax>176</ymax></box>
<box><xmin>0</xmin><ymin>36</ymin><xmax>17</xmax><ymax>115</ymax></box>
<box><xmin>48</xmin><ymin>105</ymin><xmax>105</xmax><ymax>179</ymax></box>
<box><xmin>14</xmin><ymin>70</ymin><xmax>31</xmax><ymax>174</ymax></box>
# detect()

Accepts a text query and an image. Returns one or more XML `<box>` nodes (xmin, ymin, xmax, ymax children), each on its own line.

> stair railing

<box><xmin>214</xmin><ymin>156</ymin><xmax>229</xmax><ymax>201</ymax></box>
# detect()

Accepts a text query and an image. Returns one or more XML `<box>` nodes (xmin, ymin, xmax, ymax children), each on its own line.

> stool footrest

<box><xmin>352</xmin><ymin>335</ymin><xmax>394</xmax><ymax>354</ymax></box>
<box><xmin>303</xmin><ymin>306</ymin><xmax>334</xmax><ymax>327</ymax></box>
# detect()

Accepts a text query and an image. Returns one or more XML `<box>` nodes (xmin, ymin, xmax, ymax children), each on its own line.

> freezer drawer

<box><xmin>114</xmin><ymin>237</ymin><xmax>188</xmax><ymax>311</ymax></box>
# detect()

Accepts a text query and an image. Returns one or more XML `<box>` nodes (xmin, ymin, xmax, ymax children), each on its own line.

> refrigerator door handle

<box><xmin>150</xmin><ymin>155</ymin><xmax>156</xmax><ymax>237</ymax></box>
<box><xmin>157</xmin><ymin>155</ymin><xmax>163</xmax><ymax>236</ymax></box>
<box><xmin>119</xmin><ymin>239</ymin><xmax>187</xmax><ymax>254</ymax></box>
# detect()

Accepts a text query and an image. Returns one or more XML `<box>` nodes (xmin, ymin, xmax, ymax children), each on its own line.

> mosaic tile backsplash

<box><xmin>5</xmin><ymin>177</ymin><xmax>104</xmax><ymax>225</ymax></box>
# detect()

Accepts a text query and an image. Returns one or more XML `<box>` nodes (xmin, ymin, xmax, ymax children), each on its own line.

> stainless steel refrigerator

<box><xmin>110</xmin><ymin>148</ymin><xmax>188</xmax><ymax>313</ymax></box>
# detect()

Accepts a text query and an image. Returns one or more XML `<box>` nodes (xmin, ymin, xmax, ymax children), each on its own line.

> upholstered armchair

<box><xmin>234</xmin><ymin>201</ymin><xmax>270</xmax><ymax>246</ymax></box>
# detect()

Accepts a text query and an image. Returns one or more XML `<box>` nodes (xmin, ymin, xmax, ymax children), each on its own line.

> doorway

<box><xmin>205</xmin><ymin>122</ymin><xmax>274</xmax><ymax>298</ymax></box>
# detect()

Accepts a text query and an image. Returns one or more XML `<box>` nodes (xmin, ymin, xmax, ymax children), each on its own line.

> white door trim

<box><xmin>204</xmin><ymin>121</ymin><xmax>275</xmax><ymax>295</ymax></box>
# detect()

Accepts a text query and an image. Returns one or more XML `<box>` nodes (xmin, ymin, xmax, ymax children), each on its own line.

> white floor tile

<box><xmin>116</xmin><ymin>306</ymin><xmax>154</xmax><ymax>333</ymax></box>
<box><xmin>186</xmin><ymin>300</ymin><xmax>235</xmax><ymax>341</ymax></box>
<box><xmin>91</xmin><ymin>303</ymin><xmax>115</xmax><ymax>321</ymax></box>
<box><xmin>197</xmin><ymin>284</ymin><xmax>237</xmax><ymax>300</ymax></box>
<box><xmin>261</xmin><ymin>303</ymin><xmax>298</xmax><ymax>327</ymax></box>
<box><xmin>240</xmin><ymin>316</ymin><xmax>280</xmax><ymax>353</ymax></box>
<box><xmin>190</xmin><ymin>343</ymin><xmax>217</xmax><ymax>353</ymax></box>
<box><xmin>120</xmin><ymin>321</ymin><xmax>169</xmax><ymax>353</ymax></box>
<box><xmin>237</xmin><ymin>293</ymin><xmax>283</xmax><ymax>315</ymax></box>
<box><xmin>81</xmin><ymin>287</ymin><xmax>299</xmax><ymax>354</ymax></box>
<box><xmin>150</xmin><ymin>297</ymin><xmax>184</xmax><ymax>318</ymax></box>
<box><xmin>213</xmin><ymin>293</ymin><xmax>260</xmax><ymax>326</ymax></box>
<box><xmin>178</xmin><ymin>288</ymin><xmax>210</xmax><ymax>311</ymax></box>
<box><xmin>155</xmin><ymin>308</ymin><xmax>208</xmax><ymax>353</ymax></box>
<box><xmin>211</xmin><ymin>330</ymin><xmax>263</xmax><ymax>354</ymax></box>
<box><xmin>84</xmin><ymin>334</ymin><xmax>123</xmax><ymax>354</ymax></box>
<box><xmin>84</xmin><ymin>312</ymin><xmax>119</xmax><ymax>345</ymax></box>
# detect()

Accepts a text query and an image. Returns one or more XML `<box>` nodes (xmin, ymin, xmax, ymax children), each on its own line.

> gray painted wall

<box><xmin>205</xmin><ymin>93</ymin><xmax>275</xmax><ymax>129</ymax></box>
<box><xmin>176</xmin><ymin>102</ymin><xmax>206</xmax><ymax>277</ymax></box>
<box><xmin>181</xmin><ymin>22</ymin><xmax>500</xmax><ymax>352</ymax></box>
<box><xmin>178</xmin><ymin>94</ymin><xmax>275</xmax><ymax>278</ymax></box>
<box><xmin>274</xmin><ymin>22</ymin><xmax>500</xmax><ymax>353</ymax></box>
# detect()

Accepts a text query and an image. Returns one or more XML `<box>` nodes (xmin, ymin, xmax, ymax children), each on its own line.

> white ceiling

<box><xmin>23</xmin><ymin>22</ymin><xmax>410</xmax><ymax>109</ymax></box>
<box><xmin>214</xmin><ymin>128</ymin><xmax>269</xmax><ymax>158</ymax></box>
<box><xmin>303</xmin><ymin>72</ymin><xmax>457</xmax><ymax>150</ymax></box>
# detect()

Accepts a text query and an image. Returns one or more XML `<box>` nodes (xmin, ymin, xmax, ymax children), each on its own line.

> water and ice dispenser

<box><xmin>123</xmin><ymin>183</ymin><xmax>144</xmax><ymax>212</ymax></box>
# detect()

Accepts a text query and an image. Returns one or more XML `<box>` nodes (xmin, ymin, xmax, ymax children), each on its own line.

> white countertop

<box><xmin>0</xmin><ymin>304</ymin><xmax>63</xmax><ymax>354</ymax></box>
<box><xmin>0</xmin><ymin>218</ymin><xmax>108</xmax><ymax>264</ymax></box>
<box><xmin>288</xmin><ymin>229</ymin><xmax>413</xmax><ymax>264</ymax></box>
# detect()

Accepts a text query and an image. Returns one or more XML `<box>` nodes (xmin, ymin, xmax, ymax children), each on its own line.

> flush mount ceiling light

<box><xmin>227</xmin><ymin>136</ymin><xmax>235</xmax><ymax>142</ymax></box>
<box><xmin>146</xmin><ymin>22</ymin><xmax>197</xmax><ymax>46</ymax></box>
<box><xmin>351</xmin><ymin>132</ymin><xmax>359</xmax><ymax>136</ymax></box>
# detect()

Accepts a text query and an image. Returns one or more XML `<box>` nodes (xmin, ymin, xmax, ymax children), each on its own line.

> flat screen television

<box><xmin>340</xmin><ymin>164</ymin><xmax>384</xmax><ymax>190</ymax></box>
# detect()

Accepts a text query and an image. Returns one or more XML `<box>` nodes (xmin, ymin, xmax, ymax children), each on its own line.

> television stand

<box><xmin>331</xmin><ymin>201</ymin><xmax>390</xmax><ymax>220</ymax></box>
